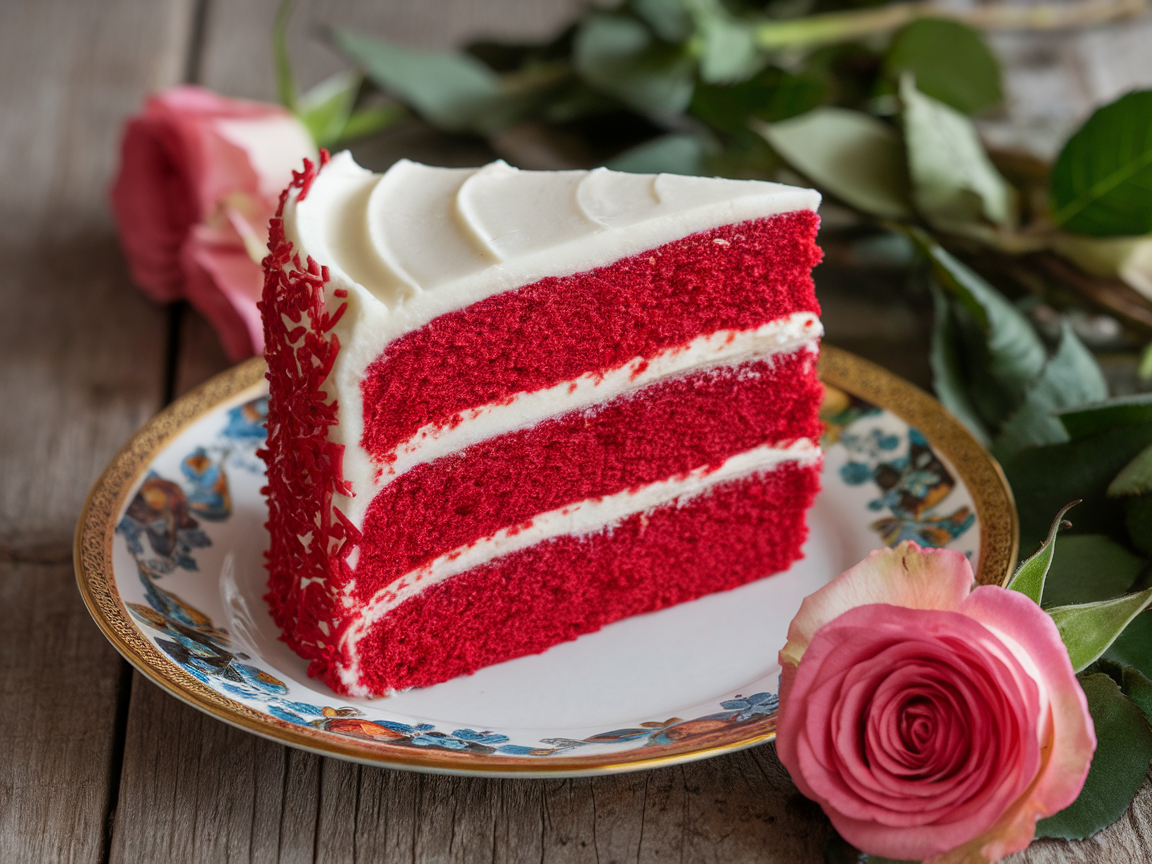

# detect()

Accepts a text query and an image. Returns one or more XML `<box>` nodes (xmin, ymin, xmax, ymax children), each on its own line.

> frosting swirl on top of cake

<box><xmin>287</xmin><ymin>152</ymin><xmax>819</xmax><ymax>311</ymax></box>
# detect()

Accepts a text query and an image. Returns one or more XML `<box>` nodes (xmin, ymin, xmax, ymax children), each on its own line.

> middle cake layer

<box><xmin>352</xmin><ymin>345</ymin><xmax>823</xmax><ymax>603</ymax></box>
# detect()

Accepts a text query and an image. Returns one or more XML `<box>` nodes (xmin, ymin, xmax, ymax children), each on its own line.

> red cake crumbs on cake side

<box><xmin>258</xmin><ymin>150</ymin><xmax>362</xmax><ymax>673</ymax></box>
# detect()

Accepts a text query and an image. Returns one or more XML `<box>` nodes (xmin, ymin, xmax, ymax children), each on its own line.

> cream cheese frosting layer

<box><xmin>376</xmin><ymin>312</ymin><xmax>821</xmax><ymax>489</ymax></box>
<box><xmin>334</xmin><ymin>439</ymin><xmax>822</xmax><ymax>694</ymax></box>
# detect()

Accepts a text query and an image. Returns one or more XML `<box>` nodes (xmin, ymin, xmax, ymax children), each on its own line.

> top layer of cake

<box><xmin>280</xmin><ymin>153</ymin><xmax>821</xmax><ymax>525</ymax></box>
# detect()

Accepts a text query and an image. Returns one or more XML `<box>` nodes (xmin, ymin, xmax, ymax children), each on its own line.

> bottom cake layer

<box><xmin>328</xmin><ymin>460</ymin><xmax>821</xmax><ymax>697</ymax></box>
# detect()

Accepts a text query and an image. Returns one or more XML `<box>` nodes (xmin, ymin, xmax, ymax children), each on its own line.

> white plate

<box><xmin>77</xmin><ymin>349</ymin><xmax>1016</xmax><ymax>777</ymax></box>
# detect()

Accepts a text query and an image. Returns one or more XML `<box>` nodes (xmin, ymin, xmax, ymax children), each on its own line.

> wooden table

<box><xmin>2</xmin><ymin>1</ymin><xmax>1150</xmax><ymax>861</ymax></box>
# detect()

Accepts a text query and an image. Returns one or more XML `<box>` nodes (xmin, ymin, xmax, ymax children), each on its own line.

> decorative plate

<box><xmin>76</xmin><ymin>346</ymin><xmax>1017</xmax><ymax>777</ymax></box>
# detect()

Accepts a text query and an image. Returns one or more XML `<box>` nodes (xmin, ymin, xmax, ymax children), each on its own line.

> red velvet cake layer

<box><xmin>360</xmin><ymin>211</ymin><xmax>821</xmax><ymax>462</ymax></box>
<box><xmin>339</xmin><ymin>462</ymin><xmax>821</xmax><ymax>694</ymax></box>
<box><xmin>354</xmin><ymin>350</ymin><xmax>822</xmax><ymax>599</ymax></box>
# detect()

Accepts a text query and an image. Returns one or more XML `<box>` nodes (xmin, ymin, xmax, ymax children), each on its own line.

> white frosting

<box><xmin>282</xmin><ymin>153</ymin><xmax>821</xmax><ymax>528</ymax></box>
<box><xmin>335</xmin><ymin>439</ymin><xmax>823</xmax><ymax>695</ymax></box>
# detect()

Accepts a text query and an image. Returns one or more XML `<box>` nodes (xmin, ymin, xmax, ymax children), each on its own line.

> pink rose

<box><xmin>110</xmin><ymin>85</ymin><xmax>315</xmax><ymax>359</ymax></box>
<box><xmin>777</xmin><ymin>543</ymin><xmax>1095</xmax><ymax>864</ymax></box>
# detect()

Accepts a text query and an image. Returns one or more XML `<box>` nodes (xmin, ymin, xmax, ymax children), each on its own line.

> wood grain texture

<box><xmin>0</xmin><ymin>562</ymin><xmax>127</xmax><ymax>864</ymax></box>
<box><xmin>0</xmin><ymin>0</ymin><xmax>198</xmax><ymax>861</ymax></box>
<box><xmin>111</xmin><ymin>688</ymin><xmax>833</xmax><ymax>864</ymax></box>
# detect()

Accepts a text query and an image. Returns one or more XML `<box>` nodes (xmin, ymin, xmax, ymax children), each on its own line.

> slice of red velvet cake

<box><xmin>260</xmin><ymin>151</ymin><xmax>824</xmax><ymax>697</ymax></box>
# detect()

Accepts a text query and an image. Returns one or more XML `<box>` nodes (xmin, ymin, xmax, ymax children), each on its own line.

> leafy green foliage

<box><xmin>1105</xmin><ymin>614</ymin><xmax>1152</xmax><ymax>683</ymax></box>
<box><xmin>630</xmin><ymin>0</ymin><xmax>692</xmax><ymax>43</ymax></box>
<box><xmin>1006</xmin><ymin>502</ymin><xmax>1076</xmax><ymax>601</ymax></box>
<box><xmin>690</xmin><ymin>67</ymin><xmax>825</xmax><ymax>132</ymax></box>
<box><xmin>297</xmin><ymin>70</ymin><xmax>362</xmax><ymax>146</ymax></box>
<box><xmin>573</xmin><ymin>13</ymin><xmax>696</xmax><ymax>118</ymax></box>
<box><xmin>1109</xmin><ymin>443</ymin><xmax>1152</xmax><ymax>497</ymax></box>
<box><xmin>1057</xmin><ymin>394</ymin><xmax>1152</xmax><ymax>440</ymax></box>
<box><xmin>882</xmin><ymin>18</ymin><xmax>1002</xmax><ymax>115</ymax></box>
<box><xmin>334</xmin><ymin>29</ymin><xmax>503</xmax><ymax>133</ymax></box>
<box><xmin>1127</xmin><ymin>494</ymin><xmax>1152</xmax><ymax>556</ymax></box>
<box><xmin>695</xmin><ymin>9</ymin><xmax>761</xmax><ymax>84</ymax></box>
<box><xmin>1004</xmin><ymin>423</ymin><xmax>1152</xmax><ymax>553</ymax></box>
<box><xmin>273</xmin><ymin>0</ymin><xmax>299</xmax><ymax>112</ymax></box>
<box><xmin>1051</xmin><ymin>90</ymin><xmax>1152</xmax><ymax>237</ymax></box>
<box><xmin>1050</xmin><ymin>587</ymin><xmax>1152</xmax><ymax>672</ymax></box>
<box><xmin>913</xmin><ymin>230</ymin><xmax>1059</xmax><ymax>435</ymax></box>
<box><xmin>1042</xmin><ymin>534</ymin><xmax>1145</xmax><ymax>607</ymax></box>
<box><xmin>755</xmin><ymin>108</ymin><xmax>912</xmax><ymax>218</ymax></box>
<box><xmin>929</xmin><ymin>283</ymin><xmax>989</xmax><ymax>442</ymax></box>
<box><xmin>900</xmin><ymin>76</ymin><xmax>1014</xmax><ymax>228</ymax></box>
<box><xmin>1036</xmin><ymin>673</ymin><xmax>1152</xmax><ymax>840</ymax></box>
<box><xmin>606</xmin><ymin>132</ymin><xmax>709</xmax><ymax>175</ymax></box>
<box><xmin>991</xmin><ymin>323</ymin><xmax>1108</xmax><ymax>461</ymax></box>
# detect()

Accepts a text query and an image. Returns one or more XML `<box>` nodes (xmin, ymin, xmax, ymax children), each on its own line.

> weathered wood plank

<box><xmin>0</xmin><ymin>0</ymin><xmax>200</xmax><ymax>860</ymax></box>
<box><xmin>0</xmin><ymin>0</ymin><xmax>200</xmax><ymax>862</ymax></box>
<box><xmin>0</xmin><ymin>561</ymin><xmax>126</xmax><ymax>864</ymax></box>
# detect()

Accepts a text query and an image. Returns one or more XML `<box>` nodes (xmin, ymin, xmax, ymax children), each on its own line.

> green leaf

<box><xmin>1036</xmin><ymin>673</ymin><xmax>1152</xmax><ymax>840</ymax></box>
<box><xmin>696</xmin><ymin>11</ymin><xmax>761</xmax><ymax>85</ymax></box>
<box><xmin>1057</xmin><ymin>393</ymin><xmax>1152</xmax><ymax>440</ymax></box>
<box><xmin>273</xmin><ymin>0</ymin><xmax>298</xmax><ymax>112</ymax></box>
<box><xmin>754</xmin><ymin>108</ymin><xmax>912</xmax><ymax>219</ymax></box>
<box><xmin>883</xmin><ymin>18</ymin><xmax>1002</xmax><ymax>116</ymax></box>
<box><xmin>929</xmin><ymin>281</ymin><xmax>990</xmax><ymax>443</ymax></box>
<box><xmin>1006</xmin><ymin>501</ymin><xmax>1077</xmax><ymax>602</ymax></box>
<box><xmin>606</xmin><ymin>133</ymin><xmax>708</xmax><ymax>175</ymax></box>
<box><xmin>630</xmin><ymin>0</ymin><xmax>692</xmax><ymax>43</ymax></box>
<box><xmin>1105</xmin><ymin>613</ymin><xmax>1152</xmax><ymax>683</ymax></box>
<box><xmin>334</xmin><ymin>29</ymin><xmax>501</xmax><ymax>132</ymax></box>
<box><xmin>1110</xmin><ymin>443</ymin><xmax>1152</xmax><ymax>497</ymax></box>
<box><xmin>691</xmin><ymin>67</ymin><xmax>825</xmax><ymax>133</ymax></box>
<box><xmin>1121</xmin><ymin>664</ymin><xmax>1152</xmax><ymax>723</ymax></box>
<box><xmin>900</xmin><ymin>75</ymin><xmax>1014</xmax><ymax>228</ymax></box>
<box><xmin>1003</xmin><ymin>423</ymin><xmax>1152</xmax><ymax>553</ymax></box>
<box><xmin>298</xmin><ymin>69</ymin><xmax>362</xmax><ymax>147</ymax></box>
<box><xmin>1127</xmin><ymin>494</ymin><xmax>1152</xmax><ymax>556</ymax></box>
<box><xmin>1043</xmin><ymin>534</ymin><xmax>1145</xmax><ymax>608</ymax></box>
<box><xmin>574</xmin><ymin>13</ymin><xmax>696</xmax><ymax>117</ymax></box>
<box><xmin>1051</xmin><ymin>90</ymin><xmax>1152</xmax><ymax>237</ymax></box>
<box><xmin>991</xmin><ymin>323</ymin><xmax>1109</xmax><ymax>461</ymax></box>
<box><xmin>338</xmin><ymin>104</ymin><xmax>406</xmax><ymax>143</ymax></box>
<box><xmin>909</xmin><ymin>229</ymin><xmax>1047</xmax><ymax>430</ymax></box>
<box><xmin>1049</xmin><ymin>587</ymin><xmax>1152</xmax><ymax>672</ymax></box>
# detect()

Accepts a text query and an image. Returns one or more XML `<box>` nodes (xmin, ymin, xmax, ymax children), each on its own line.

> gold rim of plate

<box><xmin>74</xmin><ymin>345</ymin><xmax>1019</xmax><ymax>777</ymax></box>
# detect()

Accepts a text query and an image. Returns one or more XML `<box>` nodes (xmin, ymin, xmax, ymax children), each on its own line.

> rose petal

<box><xmin>779</xmin><ymin>603</ymin><xmax>1046</xmax><ymax>861</ymax></box>
<box><xmin>779</xmin><ymin>543</ymin><xmax>974</xmax><ymax>672</ymax></box>
<box><xmin>181</xmin><ymin>226</ymin><xmax>264</xmax><ymax>360</ymax></box>
<box><xmin>109</xmin><ymin>84</ymin><xmax>315</xmax><ymax>321</ymax></box>
<box><xmin>953</xmin><ymin>587</ymin><xmax>1097</xmax><ymax>860</ymax></box>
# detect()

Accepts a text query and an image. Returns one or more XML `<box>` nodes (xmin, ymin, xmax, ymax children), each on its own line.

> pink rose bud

<box><xmin>777</xmin><ymin>543</ymin><xmax>1095</xmax><ymax>864</ymax></box>
<box><xmin>110</xmin><ymin>85</ymin><xmax>316</xmax><ymax>360</ymax></box>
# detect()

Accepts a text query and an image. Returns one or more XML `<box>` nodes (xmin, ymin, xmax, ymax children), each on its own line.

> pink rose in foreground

<box><xmin>777</xmin><ymin>543</ymin><xmax>1095</xmax><ymax>864</ymax></box>
<box><xmin>110</xmin><ymin>85</ymin><xmax>315</xmax><ymax>359</ymax></box>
